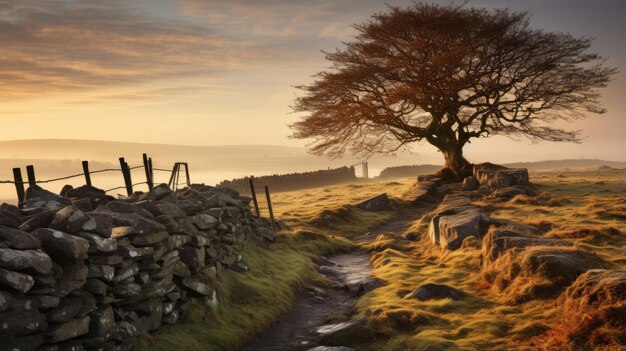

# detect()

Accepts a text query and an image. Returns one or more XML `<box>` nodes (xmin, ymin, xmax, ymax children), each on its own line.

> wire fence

<box><xmin>2</xmin><ymin>154</ymin><xmax>191</xmax><ymax>205</ymax></box>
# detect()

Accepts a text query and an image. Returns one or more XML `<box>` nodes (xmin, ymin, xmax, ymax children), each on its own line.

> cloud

<box><xmin>174</xmin><ymin>0</ymin><xmax>381</xmax><ymax>38</ymax></box>
<box><xmin>0</xmin><ymin>0</ymin><xmax>257</xmax><ymax>100</ymax></box>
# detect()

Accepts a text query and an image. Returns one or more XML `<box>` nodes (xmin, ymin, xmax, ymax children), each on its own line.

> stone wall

<box><xmin>0</xmin><ymin>182</ymin><xmax>275</xmax><ymax>351</ymax></box>
<box><xmin>219</xmin><ymin>166</ymin><xmax>357</xmax><ymax>195</ymax></box>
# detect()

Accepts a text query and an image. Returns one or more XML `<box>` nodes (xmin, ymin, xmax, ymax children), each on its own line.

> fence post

<box><xmin>82</xmin><ymin>161</ymin><xmax>92</xmax><ymax>186</ymax></box>
<box><xmin>168</xmin><ymin>163</ymin><xmax>178</xmax><ymax>190</ymax></box>
<box><xmin>12</xmin><ymin>168</ymin><xmax>25</xmax><ymax>206</ymax></box>
<box><xmin>26</xmin><ymin>165</ymin><xmax>36</xmax><ymax>187</ymax></box>
<box><xmin>183</xmin><ymin>163</ymin><xmax>191</xmax><ymax>187</ymax></box>
<box><xmin>248</xmin><ymin>177</ymin><xmax>261</xmax><ymax>218</ymax></box>
<box><xmin>264</xmin><ymin>185</ymin><xmax>276</xmax><ymax>231</ymax></box>
<box><xmin>142</xmin><ymin>153</ymin><xmax>153</xmax><ymax>191</ymax></box>
<box><xmin>119</xmin><ymin>157</ymin><xmax>133</xmax><ymax>196</ymax></box>
<box><xmin>148</xmin><ymin>158</ymin><xmax>154</xmax><ymax>187</ymax></box>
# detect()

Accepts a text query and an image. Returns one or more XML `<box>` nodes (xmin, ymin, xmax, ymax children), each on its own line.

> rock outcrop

<box><xmin>473</xmin><ymin>163</ymin><xmax>529</xmax><ymax>189</ymax></box>
<box><xmin>428</xmin><ymin>193</ymin><xmax>490</xmax><ymax>250</ymax></box>
<box><xmin>0</xmin><ymin>182</ymin><xmax>275</xmax><ymax>350</ymax></box>
<box><xmin>356</xmin><ymin>194</ymin><xmax>391</xmax><ymax>211</ymax></box>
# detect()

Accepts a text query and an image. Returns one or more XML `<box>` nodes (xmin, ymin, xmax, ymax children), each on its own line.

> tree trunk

<box><xmin>439</xmin><ymin>147</ymin><xmax>472</xmax><ymax>181</ymax></box>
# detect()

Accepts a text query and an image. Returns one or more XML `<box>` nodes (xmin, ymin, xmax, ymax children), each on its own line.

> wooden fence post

<box><xmin>82</xmin><ymin>161</ymin><xmax>92</xmax><ymax>186</ymax></box>
<box><xmin>26</xmin><ymin>165</ymin><xmax>36</xmax><ymax>187</ymax></box>
<box><xmin>142</xmin><ymin>153</ymin><xmax>153</xmax><ymax>191</ymax></box>
<box><xmin>168</xmin><ymin>163</ymin><xmax>178</xmax><ymax>190</ymax></box>
<box><xmin>119</xmin><ymin>157</ymin><xmax>133</xmax><ymax>196</ymax></box>
<box><xmin>248</xmin><ymin>177</ymin><xmax>261</xmax><ymax>218</ymax></box>
<box><xmin>12</xmin><ymin>168</ymin><xmax>25</xmax><ymax>206</ymax></box>
<box><xmin>183</xmin><ymin>163</ymin><xmax>191</xmax><ymax>187</ymax></box>
<box><xmin>148</xmin><ymin>158</ymin><xmax>153</xmax><ymax>187</ymax></box>
<box><xmin>264</xmin><ymin>185</ymin><xmax>276</xmax><ymax>231</ymax></box>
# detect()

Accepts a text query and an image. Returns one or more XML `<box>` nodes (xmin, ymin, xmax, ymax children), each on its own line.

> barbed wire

<box><xmin>0</xmin><ymin>165</ymin><xmax>146</xmax><ymax>185</ymax></box>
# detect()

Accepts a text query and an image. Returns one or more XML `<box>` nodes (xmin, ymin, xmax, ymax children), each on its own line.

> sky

<box><xmin>0</xmin><ymin>0</ymin><xmax>624</xmax><ymax>162</ymax></box>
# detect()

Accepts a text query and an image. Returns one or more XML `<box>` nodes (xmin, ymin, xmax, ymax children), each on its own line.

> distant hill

<box><xmin>502</xmin><ymin>159</ymin><xmax>626</xmax><ymax>170</ymax></box>
<box><xmin>378</xmin><ymin>159</ymin><xmax>626</xmax><ymax>179</ymax></box>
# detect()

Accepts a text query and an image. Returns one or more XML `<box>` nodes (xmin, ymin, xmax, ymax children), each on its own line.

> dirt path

<box><xmin>241</xmin><ymin>208</ymin><xmax>425</xmax><ymax>351</ymax></box>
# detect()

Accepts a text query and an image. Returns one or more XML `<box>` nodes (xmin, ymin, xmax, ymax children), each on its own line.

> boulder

<box><xmin>57</xmin><ymin>262</ymin><xmax>88</xmax><ymax>296</ymax></box>
<box><xmin>46</xmin><ymin>297</ymin><xmax>84</xmax><ymax>323</ymax></box>
<box><xmin>105</xmin><ymin>201</ymin><xmax>155</xmax><ymax>219</ymax></box>
<box><xmin>256</xmin><ymin>227</ymin><xmax>277</xmax><ymax>242</ymax></box>
<box><xmin>24</xmin><ymin>185</ymin><xmax>73</xmax><ymax>209</ymax></box>
<box><xmin>473</xmin><ymin>163</ymin><xmax>529</xmax><ymax>188</ymax></box>
<box><xmin>31</xmin><ymin>228</ymin><xmax>89</xmax><ymax>263</ymax></box>
<box><xmin>83</xmin><ymin>212</ymin><xmax>114</xmax><ymax>237</ymax></box>
<box><xmin>190</xmin><ymin>214</ymin><xmax>218</xmax><ymax>230</ymax></box>
<box><xmin>345</xmin><ymin>277</ymin><xmax>385</xmax><ymax>296</ymax></box>
<box><xmin>404</xmin><ymin>283</ymin><xmax>466</xmax><ymax>301</ymax></box>
<box><xmin>19</xmin><ymin>209</ymin><xmax>55</xmax><ymax>232</ymax></box>
<box><xmin>105</xmin><ymin>321</ymin><xmax>139</xmax><ymax>342</ymax></box>
<box><xmin>0</xmin><ymin>308</ymin><xmax>47</xmax><ymax>335</ymax></box>
<box><xmin>0</xmin><ymin>248</ymin><xmax>53</xmax><ymax>275</ymax></box>
<box><xmin>0</xmin><ymin>205</ymin><xmax>21</xmax><ymax>228</ymax></box>
<box><xmin>481</xmin><ymin>229</ymin><xmax>569</xmax><ymax>263</ymax></box>
<box><xmin>155</xmin><ymin>202</ymin><xmax>186</xmax><ymax>219</ymax></box>
<box><xmin>355</xmin><ymin>193</ymin><xmax>391</xmax><ymax>211</ymax></box>
<box><xmin>150</xmin><ymin>184</ymin><xmax>174</xmax><ymax>201</ymax></box>
<box><xmin>129</xmin><ymin>231</ymin><xmax>168</xmax><ymax>247</ymax></box>
<box><xmin>519</xmin><ymin>248</ymin><xmax>610</xmax><ymax>284</ymax></box>
<box><xmin>75</xmin><ymin>231</ymin><xmax>117</xmax><ymax>253</ymax></box>
<box><xmin>87</xmin><ymin>264</ymin><xmax>115</xmax><ymax>282</ymax></box>
<box><xmin>431</xmin><ymin>210</ymin><xmax>490</xmax><ymax>250</ymax></box>
<box><xmin>181</xmin><ymin>277</ymin><xmax>211</xmax><ymax>296</ymax></box>
<box><xmin>84</xmin><ymin>279</ymin><xmax>108</xmax><ymax>296</ymax></box>
<box><xmin>89</xmin><ymin>306</ymin><xmax>115</xmax><ymax>336</ymax></box>
<box><xmin>108</xmin><ymin>213</ymin><xmax>165</xmax><ymax>235</ymax></box>
<box><xmin>30</xmin><ymin>295</ymin><xmax>60</xmax><ymax>310</ymax></box>
<box><xmin>317</xmin><ymin>317</ymin><xmax>374</xmax><ymax>346</ymax></box>
<box><xmin>65</xmin><ymin>185</ymin><xmax>106</xmax><ymax>199</ymax></box>
<box><xmin>44</xmin><ymin>316</ymin><xmax>91</xmax><ymax>343</ymax></box>
<box><xmin>0</xmin><ymin>225</ymin><xmax>41</xmax><ymax>249</ymax></box>
<box><xmin>0</xmin><ymin>267</ymin><xmax>34</xmax><ymax>293</ymax></box>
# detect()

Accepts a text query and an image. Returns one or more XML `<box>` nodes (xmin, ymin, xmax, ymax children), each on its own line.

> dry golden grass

<box><xmin>353</xmin><ymin>168</ymin><xmax>626</xmax><ymax>351</ymax></box>
<box><xmin>147</xmin><ymin>168</ymin><xmax>625</xmax><ymax>350</ymax></box>
<box><xmin>256</xmin><ymin>177</ymin><xmax>416</xmax><ymax>237</ymax></box>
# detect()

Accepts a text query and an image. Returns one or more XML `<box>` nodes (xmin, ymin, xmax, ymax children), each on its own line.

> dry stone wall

<box><xmin>0</xmin><ymin>182</ymin><xmax>275</xmax><ymax>351</ymax></box>
<box><xmin>219</xmin><ymin>166</ymin><xmax>357</xmax><ymax>194</ymax></box>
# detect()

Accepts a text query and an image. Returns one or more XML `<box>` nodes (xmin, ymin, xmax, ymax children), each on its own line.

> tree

<box><xmin>290</xmin><ymin>3</ymin><xmax>616</xmax><ymax>180</ymax></box>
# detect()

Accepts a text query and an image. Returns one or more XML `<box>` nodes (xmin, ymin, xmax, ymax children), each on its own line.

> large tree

<box><xmin>290</xmin><ymin>3</ymin><xmax>616</xmax><ymax>179</ymax></box>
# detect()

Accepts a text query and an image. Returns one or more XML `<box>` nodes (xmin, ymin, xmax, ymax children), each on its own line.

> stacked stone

<box><xmin>0</xmin><ymin>182</ymin><xmax>274</xmax><ymax>351</ymax></box>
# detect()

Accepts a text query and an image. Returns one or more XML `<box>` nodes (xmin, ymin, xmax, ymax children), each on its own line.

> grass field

<box><xmin>356</xmin><ymin>168</ymin><xmax>626</xmax><ymax>350</ymax></box>
<box><xmin>140</xmin><ymin>167</ymin><xmax>626</xmax><ymax>350</ymax></box>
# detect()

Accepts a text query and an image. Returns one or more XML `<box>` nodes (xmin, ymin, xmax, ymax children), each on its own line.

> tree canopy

<box><xmin>290</xmin><ymin>3</ymin><xmax>616</xmax><ymax>179</ymax></box>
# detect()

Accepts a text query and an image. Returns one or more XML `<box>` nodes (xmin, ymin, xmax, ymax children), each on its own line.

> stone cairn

<box><xmin>0</xmin><ymin>183</ymin><xmax>276</xmax><ymax>351</ymax></box>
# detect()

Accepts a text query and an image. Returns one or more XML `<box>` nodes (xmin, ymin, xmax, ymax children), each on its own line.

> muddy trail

<box><xmin>241</xmin><ymin>208</ymin><xmax>425</xmax><ymax>351</ymax></box>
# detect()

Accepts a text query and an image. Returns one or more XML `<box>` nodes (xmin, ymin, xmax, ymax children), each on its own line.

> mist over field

<box><xmin>2</xmin><ymin>139</ymin><xmax>624</xmax><ymax>204</ymax></box>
